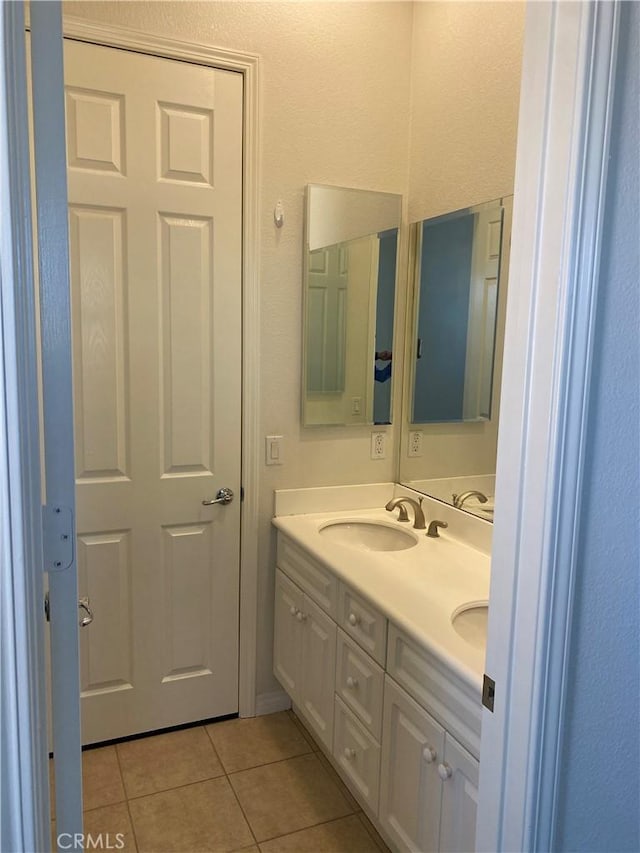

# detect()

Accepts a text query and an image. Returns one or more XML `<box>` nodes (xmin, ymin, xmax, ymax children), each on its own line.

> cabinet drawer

<box><xmin>277</xmin><ymin>534</ymin><xmax>337</xmax><ymax>616</ymax></box>
<box><xmin>336</xmin><ymin>630</ymin><xmax>384</xmax><ymax>740</ymax></box>
<box><xmin>338</xmin><ymin>583</ymin><xmax>387</xmax><ymax>666</ymax></box>
<box><xmin>387</xmin><ymin>623</ymin><xmax>482</xmax><ymax>759</ymax></box>
<box><xmin>333</xmin><ymin>696</ymin><xmax>381</xmax><ymax>815</ymax></box>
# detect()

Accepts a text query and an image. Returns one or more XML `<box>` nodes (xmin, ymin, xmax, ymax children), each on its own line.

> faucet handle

<box><xmin>426</xmin><ymin>519</ymin><xmax>448</xmax><ymax>538</ymax></box>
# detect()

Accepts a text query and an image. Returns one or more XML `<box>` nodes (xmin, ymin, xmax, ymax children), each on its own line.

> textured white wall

<box><xmin>401</xmin><ymin>2</ymin><xmax>524</xmax><ymax>488</ymax></box>
<box><xmin>407</xmin><ymin>1</ymin><xmax>524</xmax><ymax>223</ymax></box>
<box><xmin>63</xmin><ymin>0</ymin><xmax>414</xmax><ymax>699</ymax></box>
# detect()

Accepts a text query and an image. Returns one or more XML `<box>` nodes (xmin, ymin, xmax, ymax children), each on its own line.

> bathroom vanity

<box><xmin>272</xmin><ymin>488</ymin><xmax>490</xmax><ymax>853</ymax></box>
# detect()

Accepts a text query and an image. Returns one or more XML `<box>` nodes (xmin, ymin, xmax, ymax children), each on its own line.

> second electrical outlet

<box><xmin>370</xmin><ymin>431</ymin><xmax>387</xmax><ymax>459</ymax></box>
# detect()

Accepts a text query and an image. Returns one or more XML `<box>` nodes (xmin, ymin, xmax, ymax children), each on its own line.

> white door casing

<box><xmin>64</xmin><ymin>39</ymin><xmax>243</xmax><ymax>743</ymax></box>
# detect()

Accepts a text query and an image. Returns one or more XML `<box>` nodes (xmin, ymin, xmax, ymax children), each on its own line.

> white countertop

<box><xmin>272</xmin><ymin>507</ymin><xmax>490</xmax><ymax>692</ymax></box>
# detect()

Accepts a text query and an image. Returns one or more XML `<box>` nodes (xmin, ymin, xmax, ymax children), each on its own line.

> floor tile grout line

<box><xmin>255</xmin><ymin>811</ymin><xmax>379</xmax><ymax>846</ymax></box>
<box><xmin>113</xmin><ymin>741</ymin><xmax>140</xmax><ymax>852</ymax></box>
<box><xmin>201</xmin><ymin>722</ymin><xmax>227</xmax><ymax>770</ymax></box>
<box><xmin>222</xmin><ymin>745</ymin><xmax>315</xmax><ymax>777</ymax></box>
<box><xmin>123</xmin><ymin>771</ymin><xmax>228</xmax><ymax>803</ymax></box>
<box><xmin>224</xmin><ymin>769</ymin><xmax>261</xmax><ymax>849</ymax></box>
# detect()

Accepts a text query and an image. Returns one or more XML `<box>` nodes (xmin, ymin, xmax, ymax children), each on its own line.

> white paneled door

<box><xmin>64</xmin><ymin>40</ymin><xmax>243</xmax><ymax>743</ymax></box>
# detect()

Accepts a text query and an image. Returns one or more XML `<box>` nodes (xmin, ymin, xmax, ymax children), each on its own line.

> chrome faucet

<box><xmin>385</xmin><ymin>496</ymin><xmax>426</xmax><ymax>530</ymax></box>
<box><xmin>452</xmin><ymin>490</ymin><xmax>488</xmax><ymax>510</ymax></box>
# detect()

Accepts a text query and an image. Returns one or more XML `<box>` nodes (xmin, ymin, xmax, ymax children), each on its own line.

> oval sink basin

<box><xmin>451</xmin><ymin>601</ymin><xmax>489</xmax><ymax>649</ymax></box>
<box><xmin>319</xmin><ymin>521</ymin><xmax>418</xmax><ymax>552</ymax></box>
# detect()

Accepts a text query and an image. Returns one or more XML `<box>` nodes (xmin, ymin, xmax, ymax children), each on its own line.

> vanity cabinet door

<box><xmin>300</xmin><ymin>594</ymin><xmax>337</xmax><ymax>751</ymax></box>
<box><xmin>380</xmin><ymin>676</ymin><xmax>445</xmax><ymax>853</ymax></box>
<box><xmin>274</xmin><ymin>569</ymin><xmax>304</xmax><ymax>703</ymax></box>
<box><xmin>438</xmin><ymin>735</ymin><xmax>479</xmax><ymax>853</ymax></box>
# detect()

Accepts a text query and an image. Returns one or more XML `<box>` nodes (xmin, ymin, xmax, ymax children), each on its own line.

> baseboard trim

<box><xmin>254</xmin><ymin>689</ymin><xmax>291</xmax><ymax>717</ymax></box>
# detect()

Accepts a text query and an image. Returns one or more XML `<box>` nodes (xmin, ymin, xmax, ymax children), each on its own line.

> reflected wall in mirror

<box><xmin>412</xmin><ymin>198</ymin><xmax>504</xmax><ymax>424</ymax></box>
<box><xmin>302</xmin><ymin>184</ymin><xmax>402</xmax><ymax>427</ymax></box>
<box><xmin>400</xmin><ymin>197</ymin><xmax>513</xmax><ymax>521</ymax></box>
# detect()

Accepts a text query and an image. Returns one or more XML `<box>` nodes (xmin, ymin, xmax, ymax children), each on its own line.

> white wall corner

<box><xmin>254</xmin><ymin>689</ymin><xmax>292</xmax><ymax>717</ymax></box>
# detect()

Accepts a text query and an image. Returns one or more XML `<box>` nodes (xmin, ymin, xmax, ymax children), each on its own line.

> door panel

<box><xmin>301</xmin><ymin>595</ymin><xmax>336</xmax><ymax>750</ymax></box>
<box><xmin>273</xmin><ymin>570</ymin><xmax>304</xmax><ymax>701</ymax></box>
<box><xmin>64</xmin><ymin>40</ymin><xmax>243</xmax><ymax>743</ymax></box>
<box><xmin>77</xmin><ymin>531</ymin><xmax>132</xmax><ymax>696</ymax></box>
<box><xmin>439</xmin><ymin>736</ymin><xmax>479</xmax><ymax>853</ymax></box>
<box><xmin>380</xmin><ymin>677</ymin><xmax>445</xmax><ymax>853</ymax></box>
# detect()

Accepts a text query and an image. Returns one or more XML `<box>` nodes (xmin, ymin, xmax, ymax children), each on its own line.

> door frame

<box><xmin>1</xmin><ymin>1</ymin><xmax>624</xmax><ymax>850</ymax></box>
<box><xmin>0</xmin><ymin>4</ymin><xmax>51</xmax><ymax>850</ymax></box>
<box><xmin>56</xmin><ymin>15</ymin><xmax>262</xmax><ymax>719</ymax></box>
<box><xmin>477</xmin><ymin>2</ymin><xmax>621</xmax><ymax>850</ymax></box>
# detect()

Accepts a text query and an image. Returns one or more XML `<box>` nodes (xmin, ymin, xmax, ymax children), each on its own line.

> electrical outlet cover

<box><xmin>371</xmin><ymin>431</ymin><xmax>386</xmax><ymax>459</ymax></box>
<box><xmin>408</xmin><ymin>430</ymin><xmax>423</xmax><ymax>457</ymax></box>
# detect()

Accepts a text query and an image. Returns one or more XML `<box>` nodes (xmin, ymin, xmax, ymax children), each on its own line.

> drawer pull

<box><xmin>438</xmin><ymin>763</ymin><xmax>453</xmax><ymax>781</ymax></box>
<box><xmin>296</xmin><ymin>611</ymin><xmax>307</xmax><ymax>622</ymax></box>
<box><xmin>422</xmin><ymin>745</ymin><xmax>436</xmax><ymax>763</ymax></box>
<box><xmin>346</xmin><ymin>676</ymin><xmax>359</xmax><ymax>690</ymax></box>
<box><xmin>344</xmin><ymin>747</ymin><xmax>356</xmax><ymax>761</ymax></box>
<box><xmin>289</xmin><ymin>605</ymin><xmax>297</xmax><ymax>616</ymax></box>
<box><xmin>348</xmin><ymin>612</ymin><xmax>361</xmax><ymax>627</ymax></box>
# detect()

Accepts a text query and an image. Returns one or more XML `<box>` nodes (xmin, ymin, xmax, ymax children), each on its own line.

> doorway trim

<box><xmin>477</xmin><ymin>2</ymin><xmax>621</xmax><ymax>850</ymax></box>
<box><xmin>58</xmin><ymin>15</ymin><xmax>262</xmax><ymax>718</ymax></box>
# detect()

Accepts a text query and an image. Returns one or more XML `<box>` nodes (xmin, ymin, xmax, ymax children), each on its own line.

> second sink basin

<box><xmin>319</xmin><ymin>520</ymin><xmax>418</xmax><ymax>552</ymax></box>
<box><xmin>451</xmin><ymin>601</ymin><xmax>489</xmax><ymax>649</ymax></box>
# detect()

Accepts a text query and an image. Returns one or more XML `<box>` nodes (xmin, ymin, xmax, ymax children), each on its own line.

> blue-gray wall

<box><xmin>554</xmin><ymin>5</ymin><xmax>639</xmax><ymax>850</ymax></box>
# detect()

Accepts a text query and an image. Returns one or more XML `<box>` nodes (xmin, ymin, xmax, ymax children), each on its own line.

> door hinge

<box><xmin>42</xmin><ymin>504</ymin><xmax>74</xmax><ymax>572</ymax></box>
<box><xmin>240</xmin><ymin>485</ymin><xmax>245</xmax><ymax>502</ymax></box>
<box><xmin>44</xmin><ymin>592</ymin><xmax>50</xmax><ymax>622</ymax></box>
<box><xmin>482</xmin><ymin>673</ymin><xmax>495</xmax><ymax>712</ymax></box>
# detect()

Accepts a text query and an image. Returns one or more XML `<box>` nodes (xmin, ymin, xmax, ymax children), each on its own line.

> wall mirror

<box><xmin>399</xmin><ymin>197</ymin><xmax>513</xmax><ymax>520</ymax></box>
<box><xmin>411</xmin><ymin>198</ymin><xmax>504</xmax><ymax>424</ymax></box>
<box><xmin>302</xmin><ymin>184</ymin><xmax>402</xmax><ymax>427</ymax></box>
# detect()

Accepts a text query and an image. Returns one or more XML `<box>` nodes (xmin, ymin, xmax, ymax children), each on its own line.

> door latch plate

<box><xmin>482</xmin><ymin>673</ymin><xmax>496</xmax><ymax>712</ymax></box>
<box><xmin>42</xmin><ymin>505</ymin><xmax>74</xmax><ymax>572</ymax></box>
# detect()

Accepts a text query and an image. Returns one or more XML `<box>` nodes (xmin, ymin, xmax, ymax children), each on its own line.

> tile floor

<box><xmin>51</xmin><ymin>710</ymin><xmax>390</xmax><ymax>853</ymax></box>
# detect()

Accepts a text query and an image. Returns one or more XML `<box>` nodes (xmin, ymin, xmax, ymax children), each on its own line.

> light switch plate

<box><xmin>265</xmin><ymin>435</ymin><xmax>283</xmax><ymax>465</ymax></box>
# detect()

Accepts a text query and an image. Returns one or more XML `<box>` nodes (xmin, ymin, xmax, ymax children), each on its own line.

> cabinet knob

<box><xmin>438</xmin><ymin>763</ymin><xmax>453</xmax><ymax>781</ymax></box>
<box><xmin>296</xmin><ymin>611</ymin><xmax>307</xmax><ymax>622</ymax></box>
<box><xmin>344</xmin><ymin>747</ymin><xmax>356</xmax><ymax>761</ymax></box>
<box><xmin>348</xmin><ymin>612</ymin><xmax>360</xmax><ymax>626</ymax></box>
<box><xmin>289</xmin><ymin>606</ymin><xmax>297</xmax><ymax>617</ymax></box>
<box><xmin>422</xmin><ymin>745</ymin><xmax>436</xmax><ymax>763</ymax></box>
<box><xmin>346</xmin><ymin>676</ymin><xmax>359</xmax><ymax>690</ymax></box>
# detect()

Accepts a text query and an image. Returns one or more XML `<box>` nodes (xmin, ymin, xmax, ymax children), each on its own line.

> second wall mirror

<box><xmin>400</xmin><ymin>196</ymin><xmax>513</xmax><ymax>520</ymax></box>
<box><xmin>302</xmin><ymin>184</ymin><xmax>402</xmax><ymax>427</ymax></box>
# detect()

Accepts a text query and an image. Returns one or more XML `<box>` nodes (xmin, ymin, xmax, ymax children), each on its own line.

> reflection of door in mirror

<box><xmin>305</xmin><ymin>235</ymin><xmax>378</xmax><ymax>425</ymax></box>
<box><xmin>302</xmin><ymin>184</ymin><xmax>402</xmax><ymax>428</ymax></box>
<box><xmin>401</xmin><ymin>197</ymin><xmax>513</xmax><ymax>521</ymax></box>
<box><xmin>412</xmin><ymin>199</ymin><xmax>503</xmax><ymax>424</ymax></box>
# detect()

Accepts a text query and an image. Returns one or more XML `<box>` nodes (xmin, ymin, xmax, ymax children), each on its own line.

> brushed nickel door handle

<box><xmin>202</xmin><ymin>487</ymin><xmax>234</xmax><ymax>506</ymax></box>
<box><xmin>78</xmin><ymin>597</ymin><xmax>93</xmax><ymax>628</ymax></box>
